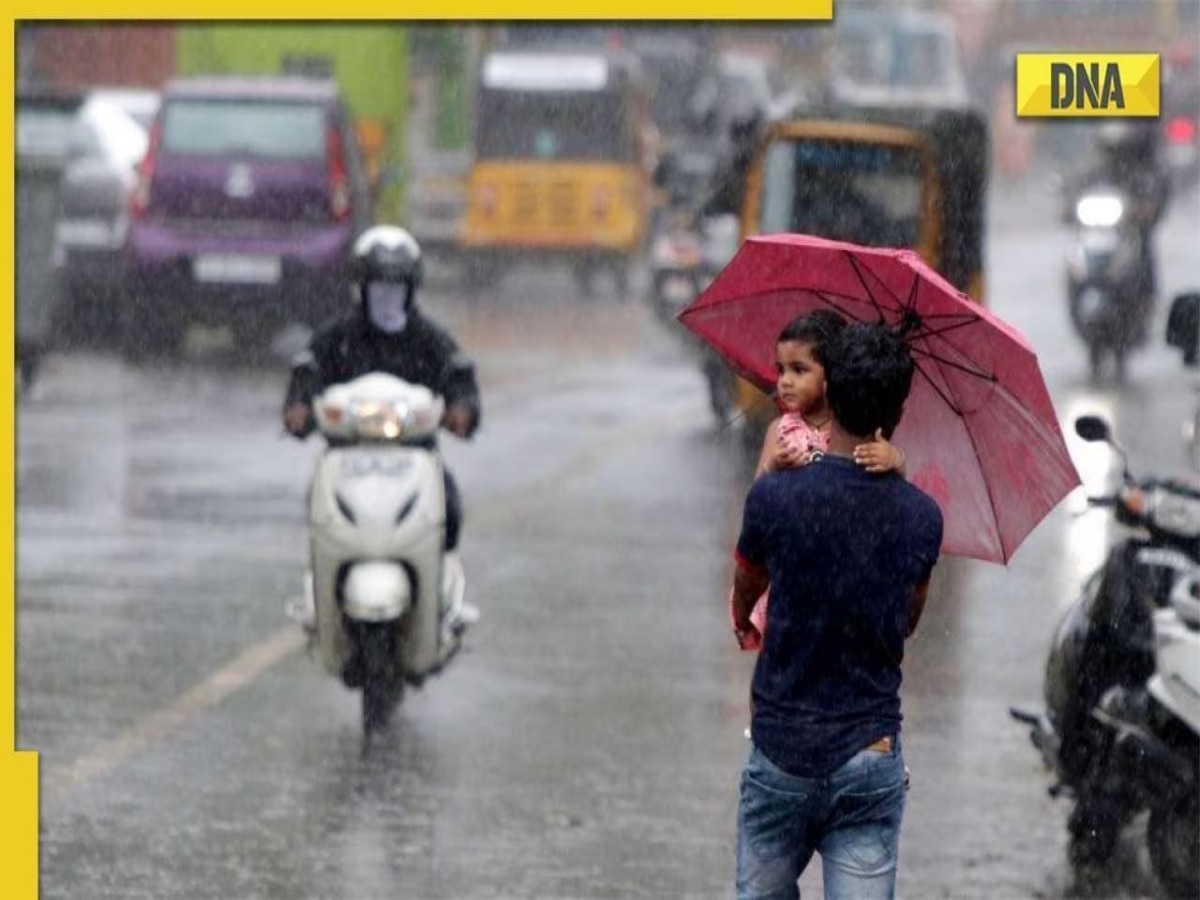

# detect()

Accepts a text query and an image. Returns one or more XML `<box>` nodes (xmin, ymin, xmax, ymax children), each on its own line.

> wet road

<box><xmin>16</xmin><ymin>180</ymin><xmax>1200</xmax><ymax>899</ymax></box>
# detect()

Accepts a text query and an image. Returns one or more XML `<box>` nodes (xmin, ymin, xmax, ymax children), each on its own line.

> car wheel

<box><xmin>119</xmin><ymin>298</ymin><xmax>184</xmax><ymax>363</ymax></box>
<box><xmin>60</xmin><ymin>282</ymin><xmax>120</xmax><ymax>347</ymax></box>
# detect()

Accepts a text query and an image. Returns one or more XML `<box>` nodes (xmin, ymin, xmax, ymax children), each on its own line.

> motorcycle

<box><xmin>647</xmin><ymin>207</ymin><xmax>741</xmax><ymax>425</ymax></box>
<box><xmin>1088</xmin><ymin>569</ymin><xmax>1200</xmax><ymax>898</ymax></box>
<box><xmin>1064</xmin><ymin>186</ymin><xmax>1156</xmax><ymax>379</ymax></box>
<box><xmin>305</xmin><ymin>372</ymin><xmax>468</xmax><ymax>739</ymax></box>
<box><xmin>648</xmin><ymin>205</ymin><xmax>709</xmax><ymax>319</ymax></box>
<box><xmin>1010</xmin><ymin>414</ymin><xmax>1200</xmax><ymax>876</ymax></box>
<box><xmin>1165</xmin><ymin>291</ymin><xmax>1200</xmax><ymax>466</ymax></box>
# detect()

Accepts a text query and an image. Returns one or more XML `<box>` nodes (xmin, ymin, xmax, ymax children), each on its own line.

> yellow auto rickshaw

<box><xmin>459</xmin><ymin>49</ymin><xmax>656</xmax><ymax>294</ymax></box>
<box><xmin>725</xmin><ymin>98</ymin><xmax>989</xmax><ymax>431</ymax></box>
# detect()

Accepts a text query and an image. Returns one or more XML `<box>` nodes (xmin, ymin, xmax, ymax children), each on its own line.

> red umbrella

<box><xmin>677</xmin><ymin>232</ymin><xmax>1080</xmax><ymax>564</ymax></box>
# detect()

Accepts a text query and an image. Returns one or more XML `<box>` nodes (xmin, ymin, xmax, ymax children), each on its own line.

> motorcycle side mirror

<box><xmin>1074</xmin><ymin>415</ymin><xmax>1111</xmax><ymax>443</ymax></box>
<box><xmin>1075</xmin><ymin>414</ymin><xmax>1134</xmax><ymax>483</ymax></box>
<box><xmin>1166</xmin><ymin>292</ymin><xmax>1200</xmax><ymax>367</ymax></box>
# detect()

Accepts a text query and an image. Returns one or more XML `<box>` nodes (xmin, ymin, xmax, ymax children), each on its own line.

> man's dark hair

<box><xmin>824</xmin><ymin>323</ymin><xmax>916</xmax><ymax>439</ymax></box>
<box><xmin>777</xmin><ymin>310</ymin><xmax>848</xmax><ymax>367</ymax></box>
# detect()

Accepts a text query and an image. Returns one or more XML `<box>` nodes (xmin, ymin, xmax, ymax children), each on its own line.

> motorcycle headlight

<box><xmin>353</xmin><ymin>401</ymin><xmax>406</xmax><ymax>441</ymax></box>
<box><xmin>1076</xmin><ymin>195</ymin><xmax>1124</xmax><ymax>228</ymax></box>
<box><xmin>1149</xmin><ymin>488</ymin><xmax>1200</xmax><ymax>538</ymax></box>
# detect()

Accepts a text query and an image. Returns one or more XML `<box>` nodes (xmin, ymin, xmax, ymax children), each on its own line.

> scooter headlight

<box><xmin>1075</xmin><ymin>194</ymin><xmax>1124</xmax><ymax>228</ymax></box>
<box><xmin>353</xmin><ymin>400</ymin><xmax>407</xmax><ymax>441</ymax></box>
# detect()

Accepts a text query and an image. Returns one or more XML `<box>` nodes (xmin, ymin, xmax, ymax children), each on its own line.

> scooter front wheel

<box><xmin>1067</xmin><ymin>799</ymin><xmax>1122</xmax><ymax>868</ymax></box>
<box><xmin>1148</xmin><ymin>794</ymin><xmax>1199</xmax><ymax>898</ymax></box>
<box><xmin>359</xmin><ymin>625</ymin><xmax>401</xmax><ymax>738</ymax></box>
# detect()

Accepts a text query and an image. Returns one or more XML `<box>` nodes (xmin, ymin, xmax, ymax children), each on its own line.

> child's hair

<box><xmin>776</xmin><ymin>310</ymin><xmax>849</xmax><ymax>367</ymax></box>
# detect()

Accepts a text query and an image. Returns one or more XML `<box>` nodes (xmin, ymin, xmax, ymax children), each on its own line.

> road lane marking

<box><xmin>43</xmin><ymin>406</ymin><xmax>703</xmax><ymax>799</ymax></box>
<box><xmin>44</xmin><ymin>628</ymin><xmax>305</xmax><ymax>801</ymax></box>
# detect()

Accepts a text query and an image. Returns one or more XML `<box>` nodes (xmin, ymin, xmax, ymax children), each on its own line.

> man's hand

<box><xmin>732</xmin><ymin>563</ymin><xmax>769</xmax><ymax>648</ymax></box>
<box><xmin>284</xmin><ymin>403</ymin><xmax>312</xmax><ymax>437</ymax></box>
<box><xmin>442</xmin><ymin>405</ymin><xmax>473</xmax><ymax>438</ymax></box>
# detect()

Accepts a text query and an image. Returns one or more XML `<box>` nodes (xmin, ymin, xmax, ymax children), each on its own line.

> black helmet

<box><xmin>350</xmin><ymin>225</ymin><xmax>424</xmax><ymax>295</ymax></box>
<box><xmin>1096</xmin><ymin>120</ymin><xmax>1159</xmax><ymax>163</ymax></box>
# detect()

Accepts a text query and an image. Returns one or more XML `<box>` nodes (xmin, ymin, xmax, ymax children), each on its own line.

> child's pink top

<box><xmin>777</xmin><ymin>412</ymin><xmax>830</xmax><ymax>456</ymax></box>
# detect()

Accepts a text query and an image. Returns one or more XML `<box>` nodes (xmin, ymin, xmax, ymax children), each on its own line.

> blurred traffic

<box><xmin>14</xmin><ymin>4</ymin><xmax>1200</xmax><ymax>898</ymax></box>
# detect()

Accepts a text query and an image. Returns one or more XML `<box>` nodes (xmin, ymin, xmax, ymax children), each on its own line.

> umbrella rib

<box><xmin>844</xmin><ymin>254</ymin><xmax>893</xmax><ymax>319</ymax></box>
<box><xmin>910</xmin><ymin>320</ymin><xmax>984</xmax><ymax>352</ymax></box>
<box><xmin>904</xmin><ymin>275</ymin><xmax>920</xmax><ymax>314</ymax></box>
<box><xmin>913</xmin><ymin>360</ymin><xmax>965</xmax><ymax>417</ymax></box>
<box><xmin>716</xmin><ymin>387</ymin><xmax>777</xmax><ymax>436</ymax></box>
<box><xmin>911</xmin><ymin>315</ymin><xmax>982</xmax><ymax>333</ymax></box>
<box><xmin>851</xmin><ymin>254</ymin><xmax>908</xmax><ymax>307</ymax></box>
<box><xmin>909</xmin><ymin>346</ymin><xmax>996</xmax><ymax>382</ymax></box>
<box><xmin>953</xmin><ymin>398</ymin><xmax>1010</xmax><ymax>565</ymax></box>
<box><xmin>812</xmin><ymin>291</ymin><xmax>872</xmax><ymax>323</ymax></box>
<box><xmin>912</xmin><ymin>358</ymin><xmax>1009</xmax><ymax>560</ymax></box>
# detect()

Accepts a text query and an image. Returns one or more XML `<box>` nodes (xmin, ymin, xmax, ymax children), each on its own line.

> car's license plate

<box><xmin>56</xmin><ymin>218</ymin><xmax>115</xmax><ymax>248</ymax></box>
<box><xmin>193</xmin><ymin>254</ymin><xmax>281</xmax><ymax>285</ymax></box>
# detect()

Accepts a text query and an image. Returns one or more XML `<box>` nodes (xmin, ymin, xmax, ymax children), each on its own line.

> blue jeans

<box><xmin>736</xmin><ymin>739</ymin><xmax>907</xmax><ymax>900</ymax></box>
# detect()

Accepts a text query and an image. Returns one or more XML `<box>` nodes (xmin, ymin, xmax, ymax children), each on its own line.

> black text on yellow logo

<box><xmin>1051</xmin><ymin>62</ymin><xmax>1125</xmax><ymax>111</ymax></box>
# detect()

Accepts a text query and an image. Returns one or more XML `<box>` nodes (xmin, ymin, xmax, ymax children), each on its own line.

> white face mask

<box><xmin>365</xmin><ymin>281</ymin><xmax>410</xmax><ymax>334</ymax></box>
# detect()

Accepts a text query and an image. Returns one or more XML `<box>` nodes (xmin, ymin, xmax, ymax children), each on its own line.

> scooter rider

<box><xmin>283</xmin><ymin>224</ymin><xmax>481</xmax><ymax>638</ymax></box>
<box><xmin>1071</xmin><ymin>121</ymin><xmax>1171</xmax><ymax>320</ymax></box>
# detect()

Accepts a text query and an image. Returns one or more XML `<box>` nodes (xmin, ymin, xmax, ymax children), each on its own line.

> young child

<box><xmin>731</xmin><ymin>310</ymin><xmax>907</xmax><ymax>652</ymax></box>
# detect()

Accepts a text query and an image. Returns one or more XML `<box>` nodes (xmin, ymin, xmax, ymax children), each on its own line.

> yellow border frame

<box><xmin>4</xmin><ymin>7</ymin><xmax>835</xmax><ymax>898</ymax></box>
<box><xmin>11</xmin><ymin>3</ymin><xmax>833</xmax><ymax>18</ymax></box>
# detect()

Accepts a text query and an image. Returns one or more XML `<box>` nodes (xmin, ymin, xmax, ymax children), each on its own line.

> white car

<box><xmin>53</xmin><ymin>89</ymin><xmax>159</xmax><ymax>342</ymax></box>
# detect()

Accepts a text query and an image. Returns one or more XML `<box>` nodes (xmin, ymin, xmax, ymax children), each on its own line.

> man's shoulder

<box><xmin>311</xmin><ymin>311</ymin><xmax>359</xmax><ymax>344</ymax></box>
<box><xmin>408</xmin><ymin>312</ymin><xmax>458</xmax><ymax>348</ymax></box>
<box><xmin>892</xmin><ymin>477</ymin><xmax>941</xmax><ymax>514</ymax></box>
<box><xmin>893</xmin><ymin>480</ymin><xmax>945</xmax><ymax>543</ymax></box>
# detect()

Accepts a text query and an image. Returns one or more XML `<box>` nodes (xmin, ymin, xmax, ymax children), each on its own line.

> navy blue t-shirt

<box><xmin>736</xmin><ymin>454</ymin><xmax>943</xmax><ymax>779</ymax></box>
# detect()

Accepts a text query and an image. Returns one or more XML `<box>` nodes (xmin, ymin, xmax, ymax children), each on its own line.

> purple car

<box><xmin>124</xmin><ymin>76</ymin><xmax>373</xmax><ymax>358</ymax></box>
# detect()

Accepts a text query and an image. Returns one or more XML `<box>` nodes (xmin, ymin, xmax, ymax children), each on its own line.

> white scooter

<box><xmin>304</xmin><ymin>372</ymin><xmax>470</xmax><ymax>737</ymax></box>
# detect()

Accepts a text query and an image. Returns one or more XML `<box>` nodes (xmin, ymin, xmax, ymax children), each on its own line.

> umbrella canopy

<box><xmin>678</xmin><ymin>232</ymin><xmax>1080</xmax><ymax>564</ymax></box>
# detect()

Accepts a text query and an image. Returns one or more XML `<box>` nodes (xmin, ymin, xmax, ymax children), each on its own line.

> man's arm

<box><xmin>732</xmin><ymin>555</ymin><xmax>769</xmax><ymax>637</ymax></box>
<box><xmin>282</xmin><ymin>321</ymin><xmax>344</xmax><ymax>438</ymax></box>
<box><xmin>440</xmin><ymin>351</ymin><xmax>481</xmax><ymax>438</ymax></box>
<box><xmin>906</xmin><ymin>507</ymin><xmax>943</xmax><ymax>637</ymax></box>
<box><xmin>731</xmin><ymin>482</ymin><xmax>771</xmax><ymax>645</ymax></box>
<box><xmin>283</xmin><ymin>350</ymin><xmax>323</xmax><ymax>438</ymax></box>
<box><xmin>906</xmin><ymin>579</ymin><xmax>931</xmax><ymax>637</ymax></box>
<box><xmin>423</xmin><ymin>321</ymin><xmax>480</xmax><ymax>439</ymax></box>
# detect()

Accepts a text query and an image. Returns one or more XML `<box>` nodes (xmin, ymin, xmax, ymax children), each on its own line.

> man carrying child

<box><xmin>730</xmin><ymin>320</ymin><xmax>943</xmax><ymax>900</ymax></box>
